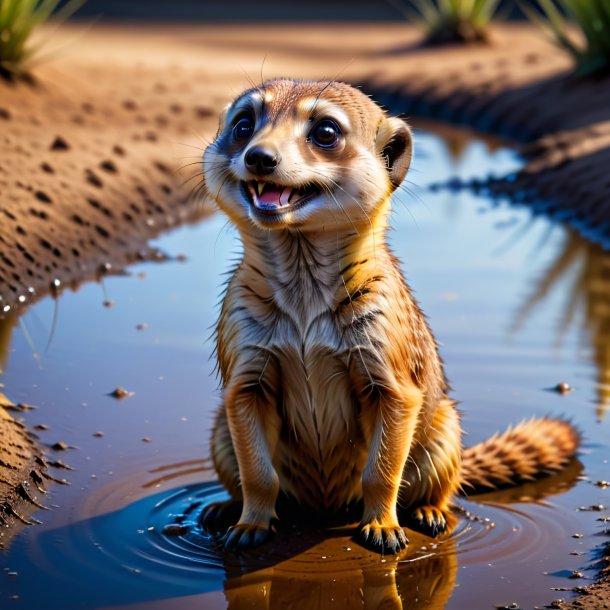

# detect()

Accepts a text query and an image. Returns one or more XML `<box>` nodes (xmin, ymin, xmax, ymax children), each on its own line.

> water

<box><xmin>0</xmin><ymin>127</ymin><xmax>608</xmax><ymax>609</ymax></box>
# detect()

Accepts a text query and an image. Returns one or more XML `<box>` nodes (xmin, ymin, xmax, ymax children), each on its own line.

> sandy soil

<box><xmin>0</xmin><ymin>21</ymin><xmax>609</xmax><ymax>605</ymax></box>
<box><xmin>0</xmin><ymin>386</ymin><xmax>52</xmax><ymax>548</ymax></box>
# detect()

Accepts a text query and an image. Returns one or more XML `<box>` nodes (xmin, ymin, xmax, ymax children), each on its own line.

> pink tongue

<box><xmin>256</xmin><ymin>187</ymin><xmax>293</xmax><ymax>208</ymax></box>
<box><xmin>258</xmin><ymin>188</ymin><xmax>283</xmax><ymax>207</ymax></box>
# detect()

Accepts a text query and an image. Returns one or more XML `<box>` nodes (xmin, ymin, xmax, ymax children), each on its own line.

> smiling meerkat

<box><xmin>201</xmin><ymin>79</ymin><xmax>579</xmax><ymax>553</ymax></box>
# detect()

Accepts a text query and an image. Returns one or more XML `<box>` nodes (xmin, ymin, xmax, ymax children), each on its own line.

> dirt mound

<box><xmin>0</xmin><ymin>56</ymin><xmax>216</xmax><ymax>316</ymax></box>
<box><xmin>0</xmin><ymin>396</ymin><xmax>48</xmax><ymax>549</ymax></box>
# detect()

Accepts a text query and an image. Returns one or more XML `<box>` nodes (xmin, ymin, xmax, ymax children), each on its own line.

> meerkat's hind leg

<box><xmin>217</xmin><ymin>364</ymin><xmax>282</xmax><ymax>552</ymax></box>
<box><xmin>200</xmin><ymin>499</ymin><xmax>243</xmax><ymax>534</ymax></box>
<box><xmin>200</xmin><ymin>407</ymin><xmax>242</xmax><ymax>534</ymax></box>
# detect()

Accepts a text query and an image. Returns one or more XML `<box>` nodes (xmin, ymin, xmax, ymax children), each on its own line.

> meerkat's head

<box><xmin>203</xmin><ymin>79</ymin><xmax>412</xmax><ymax>232</ymax></box>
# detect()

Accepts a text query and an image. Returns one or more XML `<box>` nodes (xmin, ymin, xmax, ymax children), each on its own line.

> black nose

<box><xmin>244</xmin><ymin>146</ymin><xmax>280</xmax><ymax>175</ymax></box>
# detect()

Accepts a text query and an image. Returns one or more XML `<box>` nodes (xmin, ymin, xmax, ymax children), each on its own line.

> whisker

<box><xmin>180</xmin><ymin>171</ymin><xmax>206</xmax><ymax>189</ymax></box>
<box><xmin>176</xmin><ymin>160</ymin><xmax>204</xmax><ymax>172</ymax></box>
<box><xmin>174</xmin><ymin>141</ymin><xmax>205</xmax><ymax>152</ymax></box>
<box><xmin>187</xmin><ymin>127</ymin><xmax>211</xmax><ymax>149</ymax></box>
<box><xmin>260</xmin><ymin>55</ymin><xmax>267</xmax><ymax>86</ymax></box>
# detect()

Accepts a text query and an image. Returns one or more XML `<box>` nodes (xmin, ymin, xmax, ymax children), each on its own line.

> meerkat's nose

<box><xmin>244</xmin><ymin>146</ymin><xmax>280</xmax><ymax>176</ymax></box>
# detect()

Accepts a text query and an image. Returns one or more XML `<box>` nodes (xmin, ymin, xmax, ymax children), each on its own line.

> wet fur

<box><xmin>202</xmin><ymin>79</ymin><xmax>579</xmax><ymax>553</ymax></box>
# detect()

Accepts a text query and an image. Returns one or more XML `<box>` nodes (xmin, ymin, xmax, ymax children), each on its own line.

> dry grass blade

<box><xmin>406</xmin><ymin>0</ymin><xmax>501</xmax><ymax>44</ymax></box>
<box><xmin>0</xmin><ymin>0</ymin><xmax>84</xmax><ymax>79</ymax></box>
<box><xmin>525</xmin><ymin>0</ymin><xmax>610</xmax><ymax>77</ymax></box>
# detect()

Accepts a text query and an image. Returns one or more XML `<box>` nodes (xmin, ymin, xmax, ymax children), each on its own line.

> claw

<box><xmin>354</xmin><ymin>521</ymin><xmax>409</xmax><ymax>554</ymax></box>
<box><xmin>410</xmin><ymin>506</ymin><xmax>447</xmax><ymax>538</ymax></box>
<box><xmin>221</xmin><ymin>523</ymin><xmax>273</xmax><ymax>551</ymax></box>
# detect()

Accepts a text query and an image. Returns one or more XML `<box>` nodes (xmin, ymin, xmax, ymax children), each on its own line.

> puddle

<box><xmin>0</xmin><ymin>127</ymin><xmax>609</xmax><ymax>609</ymax></box>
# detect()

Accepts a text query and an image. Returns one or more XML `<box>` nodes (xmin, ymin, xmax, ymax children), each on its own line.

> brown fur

<box><xmin>201</xmin><ymin>79</ymin><xmax>579</xmax><ymax>553</ymax></box>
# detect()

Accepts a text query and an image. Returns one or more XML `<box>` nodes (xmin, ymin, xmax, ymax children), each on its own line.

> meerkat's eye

<box><xmin>232</xmin><ymin>116</ymin><xmax>254</xmax><ymax>142</ymax></box>
<box><xmin>309</xmin><ymin>119</ymin><xmax>341</xmax><ymax>149</ymax></box>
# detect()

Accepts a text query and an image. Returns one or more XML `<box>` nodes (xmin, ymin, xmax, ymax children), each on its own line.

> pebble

<box><xmin>48</xmin><ymin>459</ymin><xmax>73</xmax><ymax>470</ymax></box>
<box><xmin>50</xmin><ymin>136</ymin><xmax>69</xmax><ymax>151</ymax></box>
<box><xmin>109</xmin><ymin>387</ymin><xmax>134</xmax><ymax>399</ymax></box>
<box><xmin>162</xmin><ymin>524</ymin><xmax>189</xmax><ymax>536</ymax></box>
<box><xmin>553</xmin><ymin>382</ymin><xmax>573</xmax><ymax>394</ymax></box>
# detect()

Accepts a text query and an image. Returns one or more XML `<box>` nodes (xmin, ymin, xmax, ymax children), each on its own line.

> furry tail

<box><xmin>460</xmin><ymin>417</ymin><xmax>580</xmax><ymax>494</ymax></box>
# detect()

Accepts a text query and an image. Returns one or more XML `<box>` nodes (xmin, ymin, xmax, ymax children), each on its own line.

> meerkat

<box><xmin>201</xmin><ymin>79</ymin><xmax>579</xmax><ymax>554</ymax></box>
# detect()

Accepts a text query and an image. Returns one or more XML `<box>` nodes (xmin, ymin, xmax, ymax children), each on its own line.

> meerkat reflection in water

<box><xmin>202</xmin><ymin>79</ymin><xmax>579</xmax><ymax>553</ymax></box>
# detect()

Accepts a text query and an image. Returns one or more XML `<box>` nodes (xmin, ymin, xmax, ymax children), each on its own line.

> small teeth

<box><xmin>246</xmin><ymin>181</ymin><xmax>320</xmax><ymax>211</ymax></box>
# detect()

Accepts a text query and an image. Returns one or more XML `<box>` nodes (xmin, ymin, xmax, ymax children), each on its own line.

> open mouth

<box><xmin>240</xmin><ymin>181</ymin><xmax>321</xmax><ymax>214</ymax></box>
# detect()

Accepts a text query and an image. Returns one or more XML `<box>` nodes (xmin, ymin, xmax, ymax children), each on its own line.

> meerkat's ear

<box><xmin>215</xmin><ymin>103</ymin><xmax>232</xmax><ymax>136</ymax></box>
<box><xmin>376</xmin><ymin>117</ymin><xmax>413</xmax><ymax>190</ymax></box>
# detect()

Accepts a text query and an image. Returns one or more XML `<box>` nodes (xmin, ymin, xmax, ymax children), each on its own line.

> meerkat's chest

<box><xmin>269</xmin><ymin>311</ymin><xmax>354</xmax><ymax>429</ymax></box>
<box><xmin>267</xmin><ymin>316</ymin><xmax>368</xmax><ymax>508</ymax></box>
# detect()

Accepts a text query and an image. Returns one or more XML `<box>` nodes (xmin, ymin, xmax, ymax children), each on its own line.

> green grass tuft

<box><xmin>408</xmin><ymin>0</ymin><xmax>502</xmax><ymax>44</ymax></box>
<box><xmin>524</xmin><ymin>0</ymin><xmax>610</xmax><ymax>77</ymax></box>
<box><xmin>0</xmin><ymin>0</ymin><xmax>82</xmax><ymax>79</ymax></box>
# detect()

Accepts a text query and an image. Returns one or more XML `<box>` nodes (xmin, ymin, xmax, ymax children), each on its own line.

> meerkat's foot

<box><xmin>199</xmin><ymin>499</ymin><xmax>242</xmax><ymax>534</ymax></box>
<box><xmin>221</xmin><ymin>523</ymin><xmax>274</xmax><ymax>551</ymax></box>
<box><xmin>409</xmin><ymin>505</ymin><xmax>447</xmax><ymax>538</ymax></box>
<box><xmin>355</xmin><ymin>519</ymin><xmax>409</xmax><ymax>554</ymax></box>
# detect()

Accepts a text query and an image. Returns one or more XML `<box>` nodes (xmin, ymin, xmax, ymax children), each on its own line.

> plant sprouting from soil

<box><xmin>525</xmin><ymin>0</ymin><xmax>610</xmax><ymax>77</ymax></box>
<box><xmin>0</xmin><ymin>0</ymin><xmax>82</xmax><ymax>79</ymax></box>
<box><xmin>405</xmin><ymin>0</ymin><xmax>501</xmax><ymax>44</ymax></box>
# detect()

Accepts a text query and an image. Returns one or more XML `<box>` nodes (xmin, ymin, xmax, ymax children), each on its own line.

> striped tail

<box><xmin>460</xmin><ymin>417</ymin><xmax>580</xmax><ymax>494</ymax></box>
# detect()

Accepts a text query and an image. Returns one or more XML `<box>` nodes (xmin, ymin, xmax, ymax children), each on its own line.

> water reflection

<box><xmin>219</xmin><ymin>458</ymin><xmax>582</xmax><ymax>609</ymax></box>
<box><xmin>0</xmin><ymin>311</ymin><xmax>17</xmax><ymax>374</ymax></box>
<box><xmin>513</xmin><ymin>229</ymin><xmax>610</xmax><ymax>420</ymax></box>
<box><xmin>469</xmin><ymin>457</ymin><xmax>583</xmax><ymax>505</ymax></box>
<box><xmin>412</xmin><ymin>119</ymin><xmax>503</xmax><ymax>162</ymax></box>
<box><xmin>222</xmin><ymin>538</ymin><xmax>457</xmax><ymax>610</ymax></box>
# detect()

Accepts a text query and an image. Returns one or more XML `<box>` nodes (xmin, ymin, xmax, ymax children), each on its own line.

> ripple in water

<box><xmin>19</xmin><ymin>473</ymin><xmax>582</xmax><ymax>610</ymax></box>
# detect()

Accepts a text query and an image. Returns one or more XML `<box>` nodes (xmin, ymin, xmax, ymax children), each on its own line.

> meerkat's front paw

<box><xmin>221</xmin><ymin>523</ymin><xmax>274</xmax><ymax>551</ymax></box>
<box><xmin>200</xmin><ymin>499</ymin><xmax>242</xmax><ymax>534</ymax></box>
<box><xmin>409</xmin><ymin>505</ymin><xmax>447</xmax><ymax>538</ymax></box>
<box><xmin>355</xmin><ymin>519</ymin><xmax>409</xmax><ymax>554</ymax></box>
